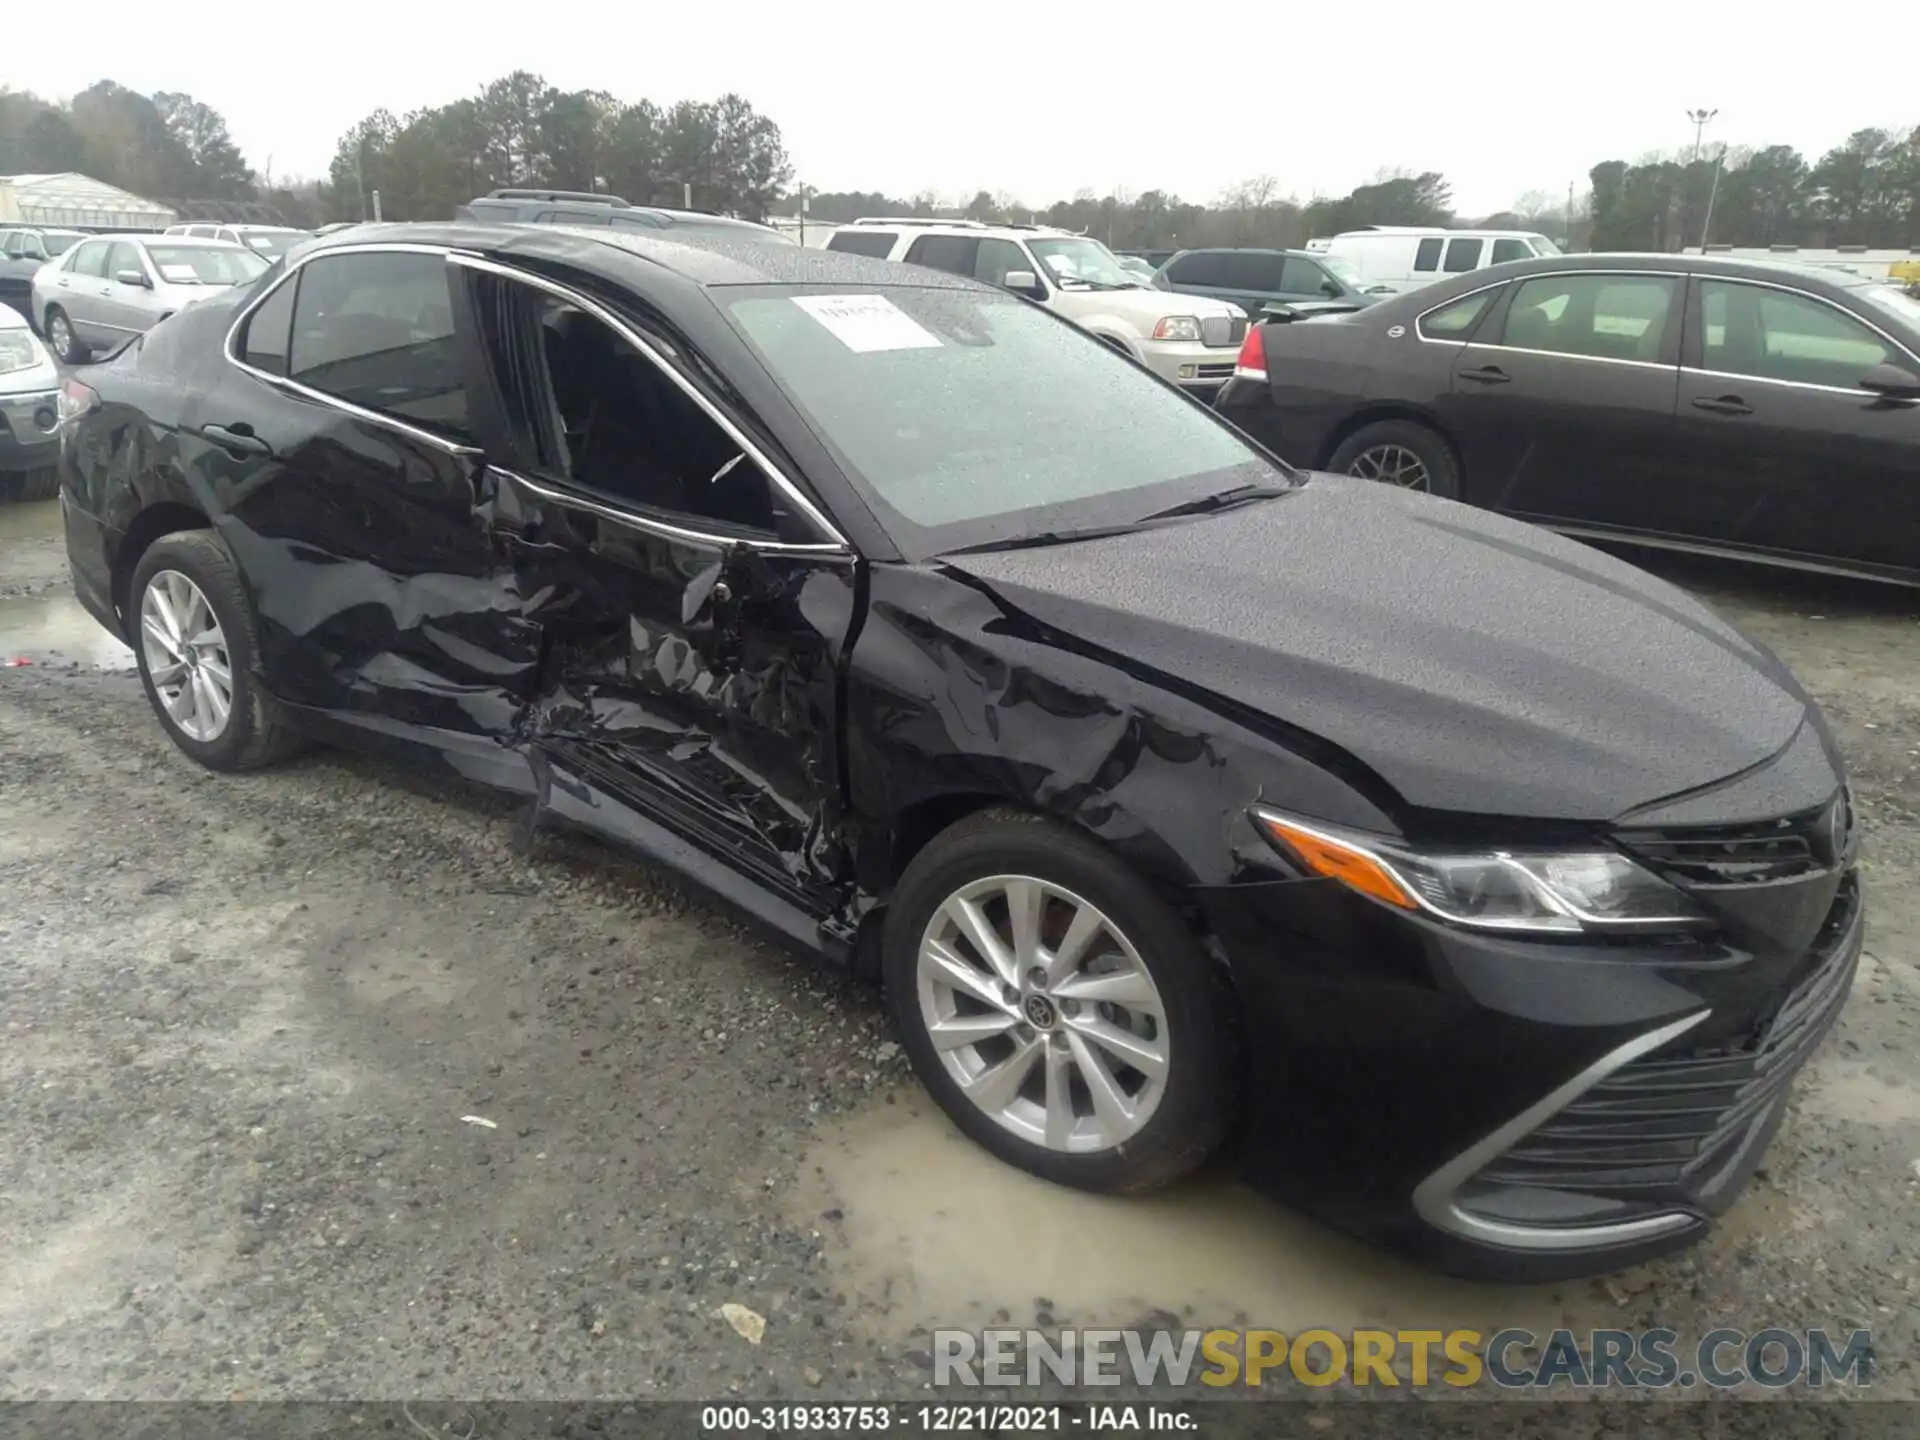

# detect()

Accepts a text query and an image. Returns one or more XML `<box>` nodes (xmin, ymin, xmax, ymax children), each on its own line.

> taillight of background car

<box><xmin>57</xmin><ymin>377</ymin><xmax>99</xmax><ymax>425</ymax></box>
<box><xmin>1234</xmin><ymin>325</ymin><xmax>1267</xmax><ymax>383</ymax></box>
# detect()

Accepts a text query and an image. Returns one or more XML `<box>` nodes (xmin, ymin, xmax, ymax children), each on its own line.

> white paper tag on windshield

<box><xmin>792</xmin><ymin>294</ymin><xmax>940</xmax><ymax>353</ymax></box>
<box><xmin>158</xmin><ymin>264</ymin><xmax>197</xmax><ymax>283</ymax></box>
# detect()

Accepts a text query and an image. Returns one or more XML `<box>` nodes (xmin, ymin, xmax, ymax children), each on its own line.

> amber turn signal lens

<box><xmin>1255</xmin><ymin>814</ymin><xmax>1419</xmax><ymax>910</ymax></box>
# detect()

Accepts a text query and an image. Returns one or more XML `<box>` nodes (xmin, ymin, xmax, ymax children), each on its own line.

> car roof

<box><xmin>1467</xmin><ymin>251</ymin><xmax>1883</xmax><ymax>288</ymax></box>
<box><xmin>303</xmin><ymin>221</ymin><xmax>988</xmax><ymax>292</ymax></box>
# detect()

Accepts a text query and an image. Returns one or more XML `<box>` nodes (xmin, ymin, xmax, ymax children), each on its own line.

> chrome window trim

<box><xmin>1411</xmin><ymin>1009</ymin><xmax>1710</xmax><ymax>1251</ymax></box>
<box><xmin>492</xmin><ymin>467</ymin><xmax>845</xmax><ymax>555</ymax></box>
<box><xmin>447</xmin><ymin>251</ymin><xmax>850</xmax><ymax>551</ymax></box>
<box><xmin>1689</xmin><ymin>273</ymin><xmax>1920</xmax><ymax>380</ymax></box>
<box><xmin>1413</xmin><ymin>278</ymin><xmax>1511</xmax><ymax>344</ymax></box>
<box><xmin>222</xmin><ymin>241</ymin><xmax>487</xmax><ymax>459</ymax></box>
<box><xmin>1682</xmin><ymin>365</ymin><xmax>1917</xmax><ymax>399</ymax></box>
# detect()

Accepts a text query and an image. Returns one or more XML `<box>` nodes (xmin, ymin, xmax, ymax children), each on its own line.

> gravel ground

<box><xmin>2</xmin><ymin>496</ymin><xmax>1917</xmax><ymax>1407</ymax></box>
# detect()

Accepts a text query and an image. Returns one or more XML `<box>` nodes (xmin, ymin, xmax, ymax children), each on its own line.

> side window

<box><xmin>1417</xmin><ymin>287</ymin><xmax>1499</xmax><ymax>340</ymax></box>
<box><xmin>1490</xmin><ymin>238</ymin><xmax>1531</xmax><ymax>265</ymax></box>
<box><xmin>1281</xmin><ymin>257</ymin><xmax>1338</xmax><ymax>296</ymax></box>
<box><xmin>485</xmin><ymin>280</ymin><xmax>783</xmax><ymax>535</ymax></box>
<box><xmin>972</xmin><ymin>237</ymin><xmax>1029</xmax><ymax>287</ymax></box>
<box><xmin>1698</xmin><ymin>281</ymin><xmax>1898</xmax><ymax>390</ymax></box>
<box><xmin>69</xmin><ymin>241</ymin><xmax>110</xmax><ymax>278</ymax></box>
<box><xmin>287</xmin><ymin>252</ymin><xmax>471</xmax><ymax>440</ymax></box>
<box><xmin>238</xmin><ymin>276</ymin><xmax>297</xmax><ymax>375</ymax></box>
<box><xmin>106</xmin><ymin>243</ymin><xmax>143</xmax><ymax>281</ymax></box>
<box><xmin>1496</xmin><ymin>274</ymin><xmax>1678</xmax><ymax>362</ymax></box>
<box><xmin>903</xmin><ymin>234</ymin><xmax>980</xmax><ymax>276</ymax></box>
<box><xmin>1165</xmin><ymin>252</ymin><xmax>1229</xmax><ymax>287</ymax></box>
<box><xmin>607</xmin><ymin>212</ymin><xmax>666</xmax><ymax>231</ymax></box>
<box><xmin>1414</xmin><ymin>237</ymin><xmax>1444</xmax><ymax>272</ymax></box>
<box><xmin>1223</xmin><ymin>252</ymin><xmax>1286</xmax><ymax>291</ymax></box>
<box><xmin>1442</xmin><ymin>238</ymin><xmax>1484</xmax><ymax>273</ymax></box>
<box><xmin>825</xmin><ymin>229</ymin><xmax>897</xmax><ymax>258</ymax></box>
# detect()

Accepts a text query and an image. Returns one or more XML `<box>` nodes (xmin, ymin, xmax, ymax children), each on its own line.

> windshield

<box><xmin>1528</xmin><ymin>234</ymin><xmax>1563</xmax><ymax>256</ymax></box>
<box><xmin>1322</xmin><ymin>255</ymin><xmax>1363</xmax><ymax>287</ymax></box>
<box><xmin>43</xmin><ymin>233</ymin><xmax>81</xmax><ymax>256</ymax></box>
<box><xmin>1854</xmin><ymin>282</ymin><xmax>1920</xmax><ymax>333</ymax></box>
<box><xmin>243</xmin><ymin>230</ymin><xmax>308</xmax><ymax>260</ymax></box>
<box><xmin>1026</xmin><ymin>237</ymin><xmax>1139</xmax><ymax>289</ymax></box>
<box><xmin>146</xmin><ymin>245</ymin><xmax>271</xmax><ymax>286</ymax></box>
<box><xmin>725</xmin><ymin>287</ymin><xmax>1285</xmax><ymax>556</ymax></box>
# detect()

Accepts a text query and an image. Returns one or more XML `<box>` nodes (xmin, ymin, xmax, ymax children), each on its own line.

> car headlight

<box><xmin>1150</xmin><ymin>315</ymin><xmax>1203</xmax><ymax>342</ymax></box>
<box><xmin>0</xmin><ymin>330</ymin><xmax>47</xmax><ymax>376</ymax></box>
<box><xmin>1251</xmin><ymin>808</ymin><xmax>1706</xmax><ymax>934</ymax></box>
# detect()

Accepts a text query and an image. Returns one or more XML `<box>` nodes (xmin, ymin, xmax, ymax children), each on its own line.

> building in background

<box><xmin>0</xmin><ymin>173</ymin><xmax>176</xmax><ymax>231</ymax></box>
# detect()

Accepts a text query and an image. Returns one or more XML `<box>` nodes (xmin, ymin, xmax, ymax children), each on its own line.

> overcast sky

<box><xmin>35</xmin><ymin>6</ymin><xmax>1913</xmax><ymax>217</ymax></box>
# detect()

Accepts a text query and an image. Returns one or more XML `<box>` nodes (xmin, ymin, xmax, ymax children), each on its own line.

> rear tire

<box><xmin>883</xmin><ymin>808</ymin><xmax>1235</xmax><ymax>1195</ymax></box>
<box><xmin>2</xmin><ymin>466</ymin><xmax>59</xmax><ymax>502</ymax></box>
<box><xmin>1328</xmin><ymin>419</ymin><xmax>1460</xmax><ymax>499</ymax></box>
<box><xmin>44</xmin><ymin>305</ymin><xmax>88</xmax><ymax>364</ymax></box>
<box><xmin>129</xmin><ymin>530</ymin><xmax>307</xmax><ymax>772</ymax></box>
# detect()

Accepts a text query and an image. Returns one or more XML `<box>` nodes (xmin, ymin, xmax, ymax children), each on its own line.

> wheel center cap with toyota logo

<box><xmin>1022</xmin><ymin>993</ymin><xmax>1058</xmax><ymax>1030</ymax></box>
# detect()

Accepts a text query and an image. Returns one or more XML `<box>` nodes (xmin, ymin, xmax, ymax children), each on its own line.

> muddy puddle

<box><xmin>0</xmin><ymin>591</ymin><xmax>132</xmax><ymax>670</ymax></box>
<box><xmin>794</xmin><ymin>1088</ymin><xmax>1591</xmax><ymax>1341</ymax></box>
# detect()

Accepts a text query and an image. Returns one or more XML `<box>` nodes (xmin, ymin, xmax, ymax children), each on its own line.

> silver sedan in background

<box><xmin>31</xmin><ymin>236</ymin><xmax>270</xmax><ymax>363</ymax></box>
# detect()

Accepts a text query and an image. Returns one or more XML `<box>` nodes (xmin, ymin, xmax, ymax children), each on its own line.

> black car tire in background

<box><xmin>1</xmin><ymin>466</ymin><xmax>59</xmax><ymax>502</ymax></box>
<box><xmin>1328</xmin><ymin>419</ymin><xmax>1461</xmax><ymax>499</ymax></box>
<box><xmin>882</xmin><ymin>807</ymin><xmax>1235</xmax><ymax>1195</ymax></box>
<box><xmin>129</xmin><ymin>530</ymin><xmax>307</xmax><ymax>772</ymax></box>
<box><xmin>42</xmin><ymin>306</ymin><xmax>88</xmax><ymax>365</ymax></box>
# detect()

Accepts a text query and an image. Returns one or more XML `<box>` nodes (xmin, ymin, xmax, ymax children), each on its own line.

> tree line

<box><xmin>4</xmin><ymin>80</ymin><xmax>1917</xmax><ymax>252</ymax></box>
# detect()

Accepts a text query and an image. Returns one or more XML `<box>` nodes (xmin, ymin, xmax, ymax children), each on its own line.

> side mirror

<box><xmin>1860</xmin><ymin>362</ymin><xmax>1920</xmax><ymax>401</ymax></box>
<box><xmin>1260</xmin><ymin>303</ymin><xmax>1300</xmax><ymax>323</ymax></box>
<box><xmin>115</xmin><ymin>268</ymin><xmax>151</xmax><ymax>288</ymax></box>
<box><xmin>1001</xmin><ymin>269</ymin><xmax>1046</xmax><ymax>301</ymax></box>
<box><xmin>1321</xmin><ymin>280</ymin><xmax>1343</xmax><ymax>298</ymax></box>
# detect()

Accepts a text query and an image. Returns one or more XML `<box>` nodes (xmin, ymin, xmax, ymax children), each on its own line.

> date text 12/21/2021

<box><xmin>699</xmin><ymin>1405</ymin><xmax>1195</xmax><ymax>1431</ymax></box>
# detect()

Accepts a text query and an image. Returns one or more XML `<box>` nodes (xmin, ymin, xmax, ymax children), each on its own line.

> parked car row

<box><xmin>1218</xmin><ymin>251</ymin><xmax>1920</xmax><ymax>585</ymax></box>
<box><xmin>32</xmin><ymin>233</ymin><xmax>272</xmax><ymax>363</ymax></box>
<box><xmin>52</xmin><ymin>219</ymin><xmax>1864</xmax><ymax>1286</ymax></box>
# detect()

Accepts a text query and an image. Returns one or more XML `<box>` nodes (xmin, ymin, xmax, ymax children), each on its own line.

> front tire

<box><xmin>44</xmin><ymin>305</ymin><xmax>88</xmax><ymax>365</ymax></box>
<box><xmin>130</xmin><ymin>530</ymin><xmax>305</xmax><ymax>771</ymax></box>
<box><xmin>883</xmin><ymin>809</ymin><xmax>1234</xmax><ymax>1194</ymax></box>
<box><xmin>2</xmin><ymin>466</ymin><xmax>59</xmax><ymax>502</ymax></box>
<box><xmin>1327</xmin><ymin>419</ymin><xmax>1460</xmax><ymax>499</ymax></box>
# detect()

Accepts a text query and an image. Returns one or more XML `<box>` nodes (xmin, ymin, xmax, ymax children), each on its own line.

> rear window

<box><xmin>723</xmin><ymin>287</ymin><xmax>1278</xmax><ymax>556</ymax></box>
<box><xmin>826</xmin><ymin>229</ymin><xmax>898</xmax><ymax>258</ymax></box>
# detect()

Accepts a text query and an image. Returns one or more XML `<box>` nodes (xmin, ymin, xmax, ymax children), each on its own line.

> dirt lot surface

<box><xmin>2</xmin><ymin>495</ymin><xmax>1917</xmax><ymax>1408</ymax></box>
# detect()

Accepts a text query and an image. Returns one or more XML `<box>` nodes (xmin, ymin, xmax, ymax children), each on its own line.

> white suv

<box><xmin>826</xmin><ymin>219</ymin><xmax>1247</xmax><ymax>397</ymax></box>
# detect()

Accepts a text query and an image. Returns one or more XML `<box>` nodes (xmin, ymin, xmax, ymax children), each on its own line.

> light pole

<box><xmin>1686</xmin><ymin>108</ymin><xmax>1718</xmax><ymax>164</ymax></box>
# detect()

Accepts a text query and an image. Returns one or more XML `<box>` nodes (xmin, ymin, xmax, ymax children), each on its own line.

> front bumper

<box><xmin>0</xmin><ymin>383</ymin><xmax>60</xmax><ymax>470</ymax></box>
<box><xmin>1136</xmin><ymin>338</ymin><xmax>1242</xmax><ymax>396</ymax></box>
<box><xmin>1200</xmin><ymin>809</ymin><xmax>1863</xmax><ymax>1281</ymax></box>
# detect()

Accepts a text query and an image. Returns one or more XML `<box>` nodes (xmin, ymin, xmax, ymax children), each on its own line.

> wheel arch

<box><xmin>1316</xmin><ymin>403</ymin><xmax>1462</xmax><ymax>473</ymax></box>
<box><xmin>112</xmin><ymin>502</ymin><xmax>213</xmax><ymax>624</ymax></box>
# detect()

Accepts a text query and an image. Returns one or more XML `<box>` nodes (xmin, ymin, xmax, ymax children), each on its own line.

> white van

<box><xmin>1307</xmin><ymin>226</ymin><xmax>1563</xmax><ymax>296</ymax></box>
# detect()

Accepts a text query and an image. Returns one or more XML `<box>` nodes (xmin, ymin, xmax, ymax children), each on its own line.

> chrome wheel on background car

<box><xmin>139</xmin><ymin>569</ymin><xmax>234</xmax><ymax>742</ymax></box>
<box><xmin>916</xmin><ymin>874</ymin><xmax>1170</xmax><ymax>1152</ymax></box>
<box><xmin>1347</xmin><ymin>443</ymin><xmax>1431</xmax><ymax>490</ymax></box>
<box><xmin>44</xmin><ymin>307</ymin><xmax>84</xmax><ymax>365</ymax></box>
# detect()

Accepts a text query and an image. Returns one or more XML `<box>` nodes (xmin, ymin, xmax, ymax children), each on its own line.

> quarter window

<box><xmin>1417</xmin><ymin>287</ymin><xmax>1499</xmax><ymax>340</ymax></box>
<box><xmin>1442</xmin><ymin>238</ymin><xmax>1484</xmax><ymax>273</ymax></box>
<box><xmin>1697</xmin><ymin>280</ymin><xmax>1900</xmax><ymax>390</ymax></box>
<box><xmin>287</xmin><ymin>252</ymin><xmax>471</xmax><ymax>441</ymax></box>
<box><xmin>239</xmin><ymin>277</ymin><xmax>297</xmax><ymax>375</ymax></box>
<box><xmin>1495</xmin><ymin>274</ymin><xmax>1678</xmax><ymax>362</ymax></box>
<box><xmin>825</xmin><ymin>229</ymin><xmax>897</xmax><ymax>258</ymax></box>
<box><xmin>1281</xmin><ymin>257</ymin><xmax>1338</xmax><ymax>297</ymax></box>
<box><xmin>1414</xmin><ymin>238</ymin><xmax>1444</xmax><ymax>272</ymax></box>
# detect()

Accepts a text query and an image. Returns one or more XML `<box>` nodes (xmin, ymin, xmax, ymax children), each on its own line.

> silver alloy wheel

<box><xmin>47</xmin><ymin>311</ymin><xmax>73</xmax><ymax>360</ymax></box>
<box><xmin>1347</xmin><ymin>443</ymin><xmax>1430</xmax><ymax>490</ymax></box>
<box><xmin>915</xmin><ymin>874</ymin><xmax>1170</xmax><ymax>1153</ymax></box>
<box><xmin>139</xmin><ymin>569</ymin><xmax>234</xmax><ymax>743</ymax></box>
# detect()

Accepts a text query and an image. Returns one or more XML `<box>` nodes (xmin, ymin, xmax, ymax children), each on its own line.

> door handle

<box><xmin>200</xmin><ymin>422</ymin><xmax>272</xmax><ymax>457</ymax></box>
<box><xmin>1457</xmin><ymin>365</ymin><xmax>1511</xmax><ymax>385</ymax></box>
<box><xmin>1692</xmin><ymin>395</ymin><xmax>1753</xmax><ymax>417</ymax></box>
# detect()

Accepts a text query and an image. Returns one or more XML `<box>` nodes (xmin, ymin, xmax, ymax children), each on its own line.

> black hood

<box><xmin>946</xmin><ymin>475</ymin><xmax>1823</xmax><ymax>822</ymax></box>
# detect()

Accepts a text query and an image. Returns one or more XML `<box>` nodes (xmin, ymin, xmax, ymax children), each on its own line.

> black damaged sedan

<box><xmin>58</xmin><ymin>224</ymin><xmax>1861</xmax><ymax>1279</ymax></box>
